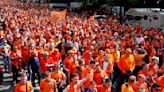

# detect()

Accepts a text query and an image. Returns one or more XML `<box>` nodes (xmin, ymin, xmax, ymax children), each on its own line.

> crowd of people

<box><xmin>0</xmin><ymin>0</ymin><xmax>163</xmax><ymax>92</ymax></box>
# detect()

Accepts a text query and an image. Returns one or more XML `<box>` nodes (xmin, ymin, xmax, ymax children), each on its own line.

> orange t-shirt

<box><xmin>82</xmin><ymin>68</ymin><xmax>94</xmax><ymax>88</ymax></box>
<box><xmin>105</xmin><ymin>62</ymin><xmax>114</xmax><ymax>78</ymax></box>
<box><xmin>118</xmin><ymin>54</ymin><xmax>135</xmax><ymax>73</ymax></box>
<box><xmin>156</xmin><ymin>75</ymin><xmax>164</xmax><ymax>89</ymax></box>
<box><xmin>97</xmin><ymin>84</ymin><xmax>111</xmax><ymax>92</ymax></box>
<box><xmin>40</xmin><ymin>79</ymin><xmax>57</xmax><ymax>92</ymax></box>
<box><xmin>14</xmin><ymin>81</ymin><xmax>33</xmax><ymax>92</ymax></box>
<box><xmin>63</xmin><ymin>57</ymin><xmax>77</xmax><ymax>74</ymax></box>
<box><xmin>51</xmin><ymin>71</ymin><xmax>66</xmax><ymax>81</ymax></box>
<box><xmin>10</xmin><ymin>51</ymin><xmax>20</xmax><ymax>69</ymax></box>
<box><xmin>93</xmin><ymin>70</ymin><xmax>108</xmax><ymax>85</ymax></box>
<box><xmin>40</xmin><ymin>57</ymin><xmax>48</xmax><ymax>72</ymax></box>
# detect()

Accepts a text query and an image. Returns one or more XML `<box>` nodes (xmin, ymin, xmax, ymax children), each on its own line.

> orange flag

<box><xmin>50</xmin><ymin>10</ymin><xmax>67</xmax><ymax>23</ymax></box>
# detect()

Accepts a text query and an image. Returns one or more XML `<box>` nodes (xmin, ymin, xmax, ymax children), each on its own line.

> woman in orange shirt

<box><xmin>93</xmin><ymin>64</ymin><xmax>108</xmax><ymax>85</ymax></box>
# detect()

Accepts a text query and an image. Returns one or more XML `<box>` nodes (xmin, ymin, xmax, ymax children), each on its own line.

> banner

<box><xmin>50</xmin><ymin>10</ymin><xmax>67</xmax><ymax>23</ymax></box>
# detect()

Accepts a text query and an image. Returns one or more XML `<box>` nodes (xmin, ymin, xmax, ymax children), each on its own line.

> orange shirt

<box><xmin>40</xmin><ymin>57</ymin><xmax>48</xmax><ymax>72</ymax></box>
<box><xmin>14</xmin><ymin>81</ymin><xmax>33</xmax><ymax>92</ymax></box>
<box><xmin>156</xmin><ymin>75</ymin><xmax>164</xmax><ymax>90</ymax></box>
<box><xmin>82</xmin><ymin>67</ymin><xmax>94</xmax><ymax>88</ymax></box>
<box><xmin>40</xmin><ymin>79</ymin><xmax>57</xmax><ymax>92</ymax></box>
<box><xmin>51</xmin><ymin>71</ymin><xmax>66</xmax><ymax>81</ymax></box>
<box><xmin>10</xmin><ymin>51</ymin><xmax>20</xmax><ymax>69</ymax></box>
<box><xmin>93</xmin><ymin>70</ymin><xmax>108</xmax><ymax>85</ymax></box>
<box><xmin>63</xmin><ymin>57</ymin><xmax>77</xmax><ymax>74</ymax></box>
<box><xmin>50</xmin><ymin>53</ymin><xmax>61</xmax><ymax>63</ymax></box>
<box><xmin>121</xmin><ymin>83</ymin><xmax>134</xmax><ymax>92</ymax></box>
<box><xmin>134</xmin><ymin>54</ymin><xmax>145</xmax><ymax>66</ymax></box>
<box><xmin>97</xmin><ymin>84</ymin><xmax>111</xmax><ymax>92</ymax></box>
<box><xmin>105</xmin><ymin>62</ymin><xmax>114</xmax><ymax>78</ymax></box>
<box><xmin>118</xmin><ymin>54</ymin><xmax>135</xmax><ymax>73</ymax></box>
<box><xmin>148</xmin><ymin>64</ymin><xmax>158</xmax><ymax>78</ymax></box>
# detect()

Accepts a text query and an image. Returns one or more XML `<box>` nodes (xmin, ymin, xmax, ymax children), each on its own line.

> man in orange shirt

<box><xmin>40</xmin><ymin>71</ymin><xmax>58</xmax><ymax>92</ymax></box>
<box><xmin>147</xmin><ymin>56</ymin><xmax>159</xmax><ymax>79</ymax></box>
<box><xmin>133</xmin><ymin>47</ymin><xmax>147</xmax><ymax>76</ymax></box>
<box><xmin>63</xmin><ymin>73</ymin><xmax>89</xmax><ymax>92</ymax></box>
<box><xmin>97</xmin><ymin>77</ymin><xmax>112</xmax><ymax>92</ymax></box>
<box><xmin>117</xmin><ymin>48</ymin><xmax>135</xmax><ymax>90</ymax></box>
<box><xmin>93</xmin><ymin>64</ymin><xmax>108</xmax><ymax>85</ymax></box>
<box><xmin>82</xmin><ymin>61</ymin><xmax>95</xmax><ymax>91</ymax></box>
<box><xmin>121</xmin><ymin>75</ymin><xmax>135</xmax><ymax>92</ymax></box>
<box><xmin>10</xmin><ymin>46</ymin><xmax>21</xmax><ymax>84</ymax></box>
<box><xmin>132</xmin><ymin>74</ymin><xmax>149</xmax><ymax>92</ymax></box>
<box><xmin>51</xmin><ymin>63</ymin><xmax>66</xmax><ymax>92</ymax></box>
<box><xmin>14</xmin><ymin>73</ymin><xmax>33</xmax><ymax>92</ymax></box>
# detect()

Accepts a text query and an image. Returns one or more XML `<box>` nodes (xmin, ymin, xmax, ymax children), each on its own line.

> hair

<box><xmin>70</xmin><ymin>73</ymin><xmax>78</xmax><ymax>82</ymax></box>
<box><xmin>90</xmin><ymin>61</ymin><xmax>95</xmax><ymax>65</ymax></box>
<box><xmin>103</xmin><ymin>77</ymin><xmax>111</xmax><ymax>83</ymax></box>
<box><xmin>45</xmin><ymin>71</ymin><xmax>51</xmax><ymax>77</ymax></box>
<box><xmin>21</xmin><ymin>72</ymin><xmax>27</xmax><ymax>77</ymax></box>
<box><xmin>128</xmin><ymin>75</ymin><xmax>136</xmax><ymax>83</ymax></box>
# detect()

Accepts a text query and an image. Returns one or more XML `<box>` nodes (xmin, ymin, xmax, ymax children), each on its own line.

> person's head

<box><xmin>90</xmin><ymin>61</ymin><xmax>95</xmax><ymax>69</ymax></box>
<box><xmin>142</xmin><ymin>63</ymin><xmax>149</xmax><ymax>71</ymax></box>
<box><xmin>53</xmin><ymin>63</ymin><xmax>60</xmax><ymax>71</ymax></box>
<box><xmin>103</xmin><ymin>77</ymin><xmax>112</xmax><ymax>88</ymax></box>
<box><xmin>151</xmin><ymin>56</ymin><xmax>159</xmax><ymax>66</ymax></box>
<box><xmin>67</xmin><ymin>50</ymin><xmax>74</xmax><ymax>57</ymax></box>
<box><xmin>95</xmin><ymin>64</ymin><xmax>101</xmax><ymax>72</ymax></box>
<box><xmin>13</xmin><ymin>46</ymin><xmax>18</xmax><ymax>51</ymax></box>
<box><xmin>151</xmin><ymin>83</ymin><xmax>161</xmax><ymax>92</ymax></box>
<box><xmin>45</xmin><ymin>71</ymin><xmax>51</xmax><ymax>81</ymax></box>
<box><xmin>138</xmin><ymin>74</ymin><xmax>146</xmax><ymax>83</ymax></box>
<box><xmin>89</xmin><ymin>81</ymin><xmax>97</xmax><ymax>91</ymax></box>
<box><xmin>20</xmin><ymin>72</ymin><xmax>28</xmax><ymax>84</ymax></box>
<box><xmin>70</xmin><ymin>73</ymin><xmax>79</xmax><ymax>84</ymax></box>
<box><xmin>128</xmin><ymin>75</ymin><xmax>136</xmax><ymax>85</ymax></box>
<box><xmin>125</xmin><ymin>48</ymin><xmax>132</xmax><ymax>56</ymax></box>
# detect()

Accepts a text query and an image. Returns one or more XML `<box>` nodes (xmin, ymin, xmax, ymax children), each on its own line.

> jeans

<box><xmin>12</xmin><ymin>65</ymin><xmax>19</xmax><ymax>83</ymax></box>
<box><xmin>3</xmin><ymin>55</ymin><xmax>11</xmax><ymax>72</ymax></box>
<box><xmin>32</xmin><ymin>69</ymin><xmax>41</xmax><ymax>87</ymax></box>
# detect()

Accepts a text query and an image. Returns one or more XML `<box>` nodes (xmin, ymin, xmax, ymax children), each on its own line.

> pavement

<box><xmin>0</xmin><ymin>57</ymin><xmax>40</xmax><ymax>92</ymax></box>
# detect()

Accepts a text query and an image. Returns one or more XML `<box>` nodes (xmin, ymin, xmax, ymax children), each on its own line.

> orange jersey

<box><xmin>14</xmin><ymin>81</ymin><xmax>33</xmax><ymax>92</ymax></box>
<box><xmin>97</xmin><ymin>84</ymin><xmax>111</xmax><ymax>92</ymax></box>
<box><xmin>40</xmin><ymin>79</ymin><xmax>57</xmax><ymax>92</ymax></box>
<box><xmin>93</xmin><ymin>70</ymin><xmax>108</xmax><ymax>85</ymax></box>
<box><xmin>51</xmin><ymin>71</ymin><xmax>66</xmax><ymax>81</ymax></box>
<box><xmin>10</xmin><ymin>51</ymin><xmax>20</xmax><ymax>69</ymax></box>
<box><xmin>118</xmin><ymin>54</ymin><xmax>135</xmax><ymax>73</ymax></box>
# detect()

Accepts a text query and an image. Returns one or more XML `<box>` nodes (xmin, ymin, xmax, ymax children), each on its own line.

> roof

<box><xmin>126</xmin><ymin>8</ymin><xmax>164</xmax><ymax>16</ymax></box>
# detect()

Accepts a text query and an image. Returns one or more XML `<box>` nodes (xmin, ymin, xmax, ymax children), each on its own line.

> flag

<box><xmin>50</xmin><ymin>10</ymin><xmax>67</xmax><ymax>23</ymax></box>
